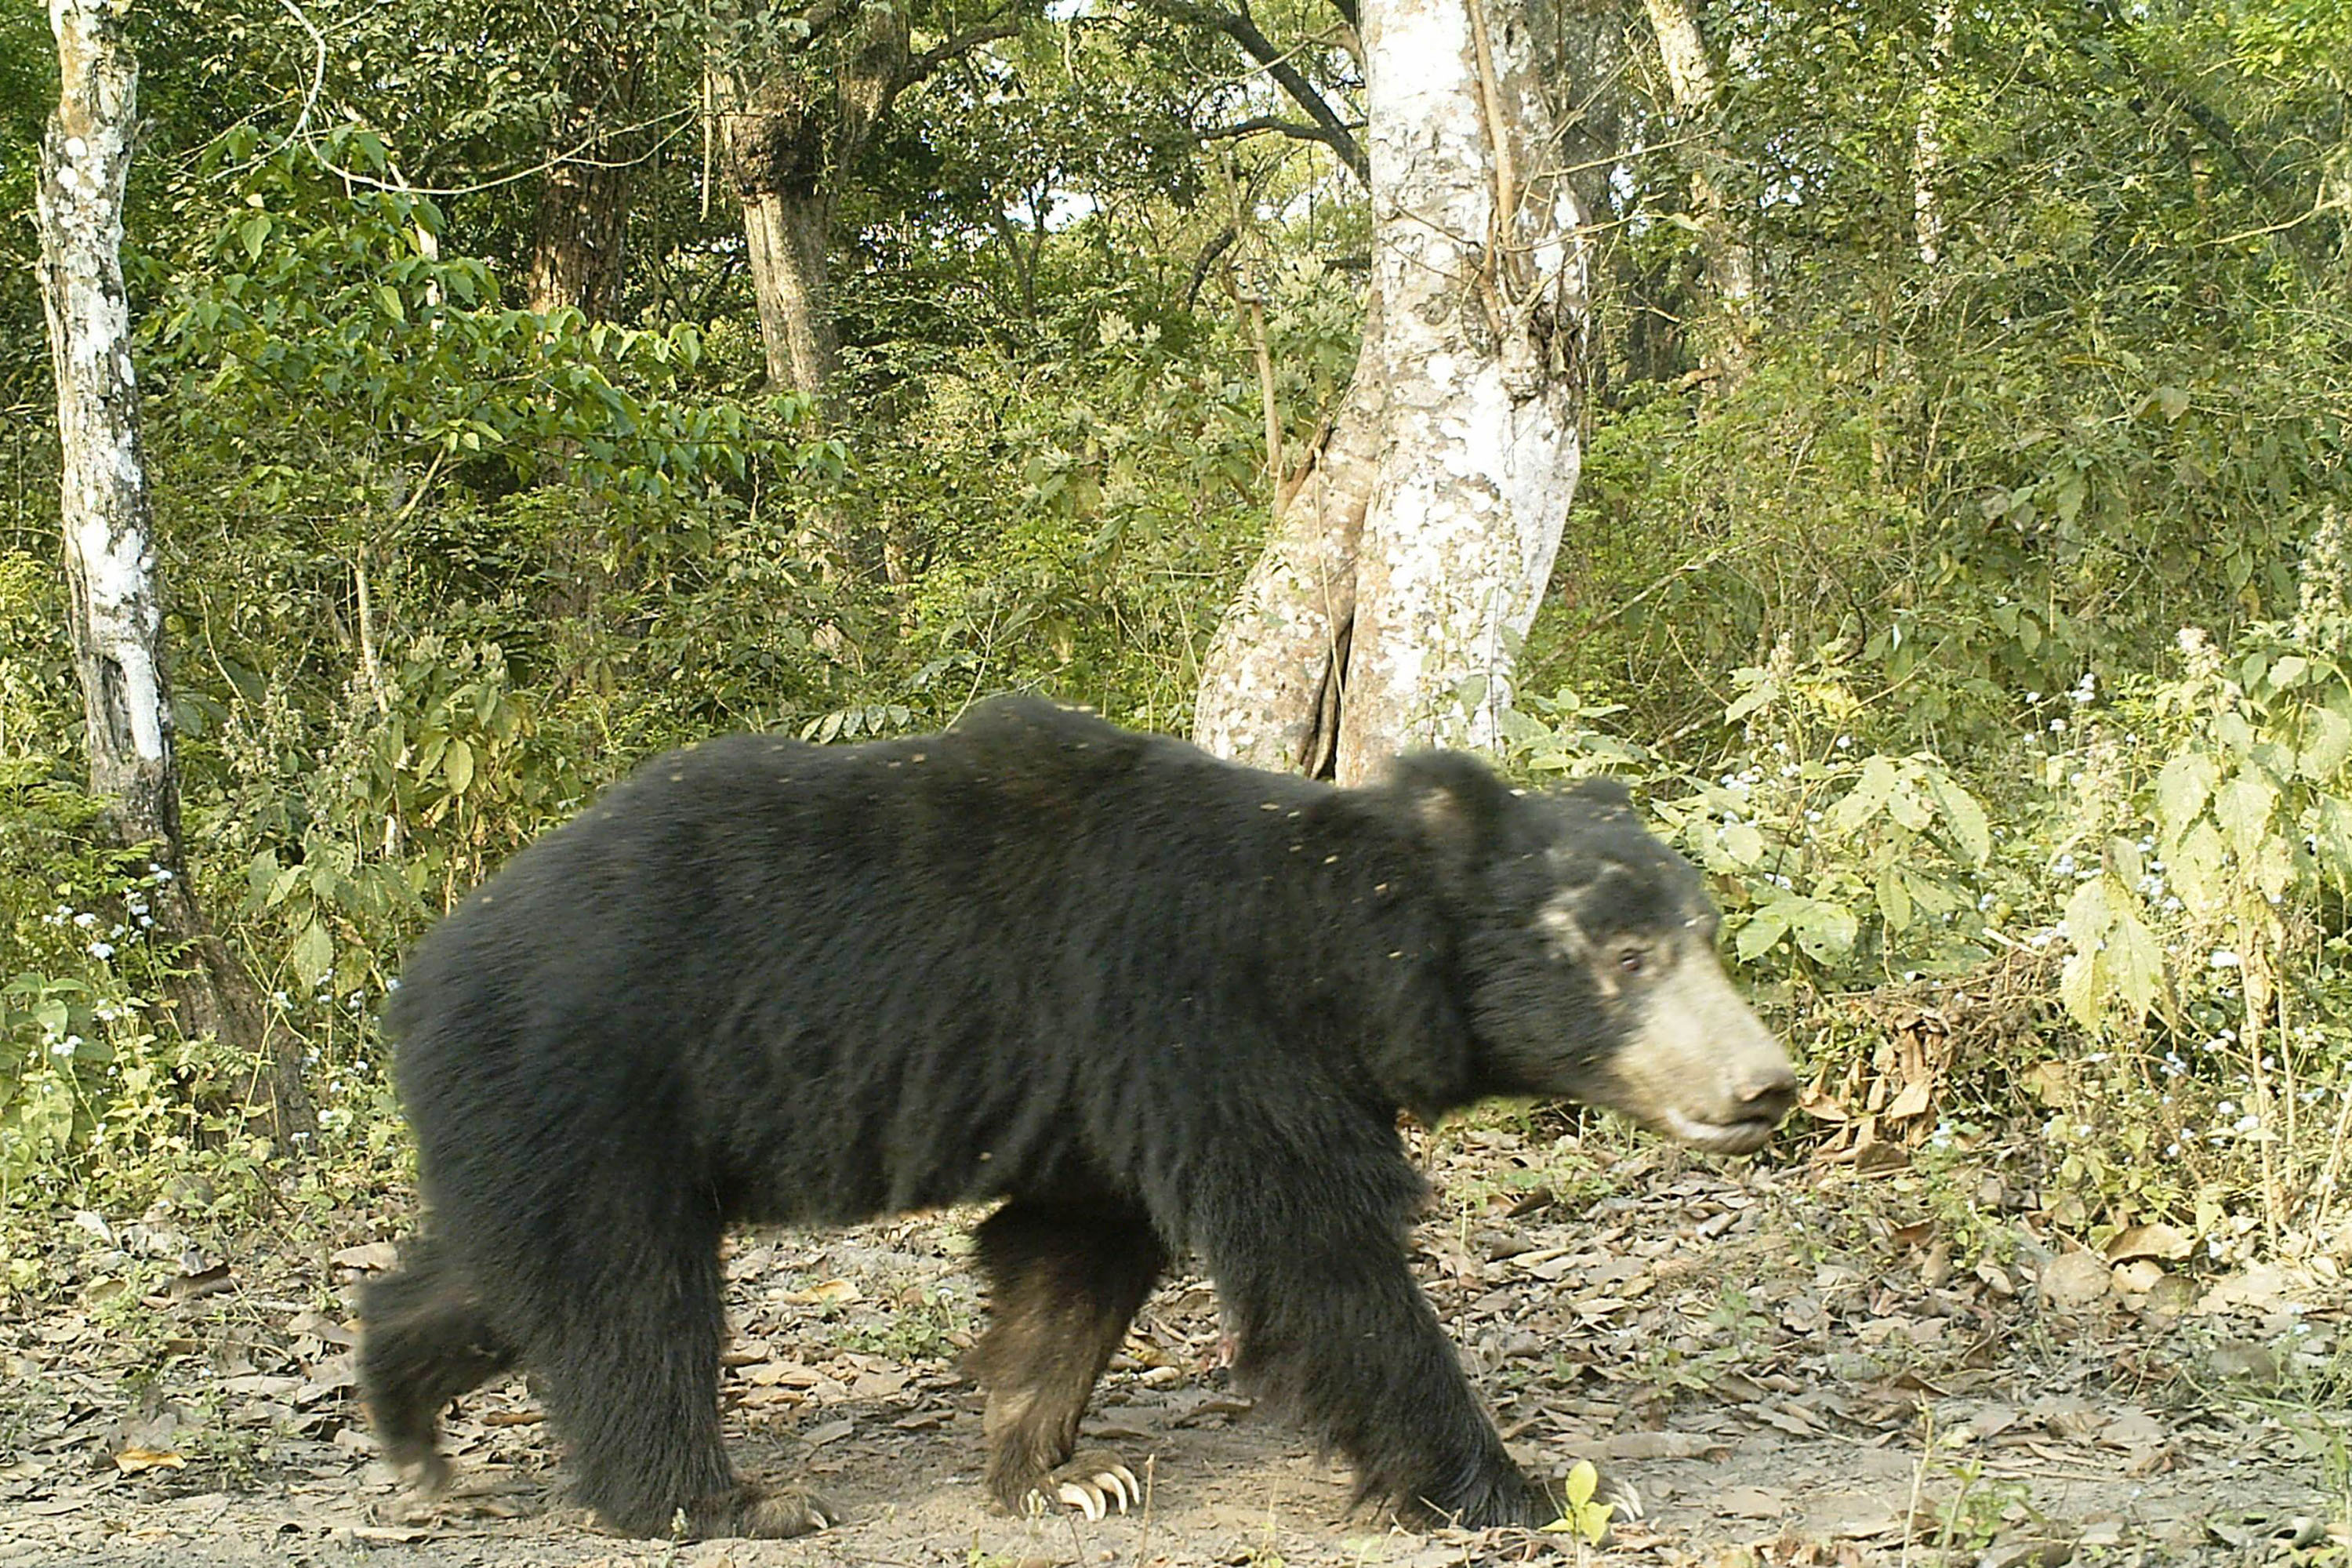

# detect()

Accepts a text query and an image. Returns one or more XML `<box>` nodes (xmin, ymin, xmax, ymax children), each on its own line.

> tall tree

<box><xmin>526</xmin><ymin>14</ymin><xmax>651</xmax><ymax>317</ymax></box>
<box><xmin>710</xmin><ymin>0</ymin><xmax>1020</xmax><ymax>395</ymax></box>
<box><xmin>1641</xmin><ymin>0</ymin><xmax>1752</xmax><ymax>384</ymax></box>
<box><xmin>1910</xmin><ymin>0</ymin><xmax>1953</xmax><ymax>270</ymax></box>
<box><xmin>35</xmin><ymin>0</ymin><xmax>316</xmax><ymax>1149</ymax></box>
<box><xmin>1195</xmin><ymin>0</ymin><xmax>1588</xmax><ymax>780</ymax></box>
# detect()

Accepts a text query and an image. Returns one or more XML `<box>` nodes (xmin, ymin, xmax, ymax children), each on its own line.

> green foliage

<box><xmin>150</xmin><ymin>125</ymin><xmax>824</xmax><ymax>503</ymax></box>
<box><xmin>0</xmin><ymin>766</ymin><xmax>257</xmax><ymax>1206</ymax></box>
<box><xmin>1501</xmin><ymin>641</ymin><xmax>1997</xmax><ymax>989</ymax></box>
<box><xmin>1537</xmin><ymin>1459</ymin><xmax>1617</xmax><ymax>1545</ymax></box>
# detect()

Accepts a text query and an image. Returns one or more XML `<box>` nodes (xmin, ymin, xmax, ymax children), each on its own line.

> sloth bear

<box><xmin>359</xmin><ymin>696</ymin><xmax>1794</xmax><ymax>1539</ymax></box>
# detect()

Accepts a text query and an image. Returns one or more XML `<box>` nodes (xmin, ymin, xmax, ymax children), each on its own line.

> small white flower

<box><xmin>2210</xmin><ymin>949</ymin><xmax>2241</xmax><ymax>969</ymax></box>
<box><xmin>73</xmin><ymin>912</ymin><xmax>96</xmax><ymax>928</ymax></box>
<box><xmin>87</xmin><ymin>941</ymin><xmax>114</xmax><ymax>960</ymax></box>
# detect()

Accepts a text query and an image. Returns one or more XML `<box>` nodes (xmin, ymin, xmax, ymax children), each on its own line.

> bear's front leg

<box><xmin>1191</xmin><ymin>1131</ymin><xmax>1569</xmax><ymax>1530</ymax></box>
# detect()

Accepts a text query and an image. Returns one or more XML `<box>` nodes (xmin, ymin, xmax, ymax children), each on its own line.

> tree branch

<box><xmin>1185</xmin><ymin>227</ymin><xmax>1236</xmax><ymax>308</ymax></box>
<box><xmin>1144</xmin><ymin>0</ymin><xmax>1367</xmax><ymax>183</ymax></box>
<box><xmin>1200</xmin><ymin>113</ymin><xmax>1365</xmax><ymax>161</ymax></box>
<box><xmin>905</xmin><ymin>16</ymin><xmax>1023</xmax><ymax>87</ymax></box>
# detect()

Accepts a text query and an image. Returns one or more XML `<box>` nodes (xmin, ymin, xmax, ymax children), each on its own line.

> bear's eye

<box><xmin>1617</xmin><ymin>947</ymin><xmax>1647</xmax><ymax>975</ymax></box>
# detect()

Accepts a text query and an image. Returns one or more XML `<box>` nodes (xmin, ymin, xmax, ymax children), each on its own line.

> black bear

<box><xmin>360</xmin><ymin>696</ymin><xmax>1795</xmax><ymax>1540</ymax></box>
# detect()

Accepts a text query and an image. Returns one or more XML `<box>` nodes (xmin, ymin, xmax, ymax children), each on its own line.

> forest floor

<box><xmin>4</xmin><ymin>1123</ymin><xmax>2349</xmax><ymax>1568</ymax></box>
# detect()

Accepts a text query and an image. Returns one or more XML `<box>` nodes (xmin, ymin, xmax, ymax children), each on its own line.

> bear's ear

<box><xmin>1390</xmin><ymin>752</ymin><xmax>1516</xmax><ymax>859</ymax></box>
<box><xmin>1563</xmin><ymin>775</ymin><xmax>1635</xmax><ymax>814</ymax></box>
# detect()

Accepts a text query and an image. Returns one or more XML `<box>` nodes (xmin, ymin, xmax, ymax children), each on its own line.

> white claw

<box><xmin>1107</xmin><ymin>1466</ymin><xmax>1139</xmax><ymax>1508</ymax></box>
<box><xmin>1058</xmin><ymin>1480</ymin><xmax>1105</xmax><ymax>1521</ymax></box>
<box><xmin>1614</xmin><ymin>1481</ymin><xmax>1644</xmax><ymax>1520</ymax></box>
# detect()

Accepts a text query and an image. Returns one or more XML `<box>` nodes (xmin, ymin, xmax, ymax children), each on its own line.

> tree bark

<box><xmin>1195</xmin><ymin>0</ymin><xmax>1590</xmax><ymax>782</ymax></box>
<box><xmin>1192</xmin><ymin>330</ymin><xmax>1385</xmax><ymax>776</ymax></box>
<box><xmin>526</xmin><ymin>34</ymin><xmax>644</xmax><ymax>318</ymax></box>
<box><xmin>36</xmin><ymin>0</ymin><xmax>317</xmax><ymax>1152</ymax></box>
<box><xmin>1642</xmin><ymin>0</ymin><xmax>1753</xmax><ymax>383</ymax></box>
<box><xmin>1912</xmin><ymin>0</ymin><xmax>1954</xmax><ymax>270</ymax></box>
<box><xmin>738</xmin><ymin>179</ymin><xmax>838</xmax><ymax>394</ymax></box>
<box><xmin>712</xmin><ymin>0</ymin><xmax>916</xmax><ymax>397</ymax></box>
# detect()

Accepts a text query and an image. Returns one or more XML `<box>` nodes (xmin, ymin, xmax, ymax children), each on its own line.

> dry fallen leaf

<box><xmin>1717</xmin><ymin>1483</ymin><xmax>1790</xmax><ymax>1519</ymax></box>
<box><xmin>2105</xmin><ymin>1222</ymin><xmax>2193</xmax><ymax>1264</ymax></box>
<box><xmin>330</xmin><ymin>1242</ymin><xmax>400</xmax><ymax>1273</ymax></box>
<box><xmin>783</xmin><ymin>1278</ymin><xmax>861</xmax><ymax>1306</ymax></box>
<box><xmin>111</xmin><ymin>1446</ymin><xmax>185</xmax><ymax>1475</ymax></box>
<box><xmin>2039</xmin><ymin>1250</ymin><xmax>2113</xmax><ymax>1311</ymax></box>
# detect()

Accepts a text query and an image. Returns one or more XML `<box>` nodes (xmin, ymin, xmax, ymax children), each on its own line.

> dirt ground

<box><xmin>5</xmin><ymin>1125</ymin><xmax>2348</xmax><ymax>1568</ymax></box>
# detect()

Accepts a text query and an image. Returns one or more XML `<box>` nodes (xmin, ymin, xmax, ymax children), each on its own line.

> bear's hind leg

<box><xmin>514</xmin><ymin>1191</ymin><xmax>833</xmax><ymax>1540</ymax></box>
<box><xmin>359</xmin><ymin>1236</ymin><xmax>516</xmax><ymax>1491</ymax></box>
<box><xmin>971</xmin><ymin>1195</ymin><xmax>1167</xmax><ymax>1517</ymax></box>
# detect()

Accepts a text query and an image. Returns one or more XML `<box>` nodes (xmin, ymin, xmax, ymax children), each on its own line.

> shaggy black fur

<box><xmin>361</xmin><ymin>695</ymin><xmax>1787</xmax><ymax>1538</ymax></box>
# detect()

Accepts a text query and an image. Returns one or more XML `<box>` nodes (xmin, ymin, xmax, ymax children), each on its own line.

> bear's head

<box><xmin>1399</xmin><ymin>756</ymin><xmax>1797</xmax><ymax>1155</ymax></box>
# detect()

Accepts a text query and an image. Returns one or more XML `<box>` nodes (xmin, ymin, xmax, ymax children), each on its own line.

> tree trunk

<box><xmin>1195</xmin><ymin>0</ymin><xmax>1590</xmax><ymax>782</ymax></box>
<box><xmin>1192</xmin><ymin>328</ymin><xmax>1386</xmax><ymax>776</ymax></box>
<box><xmin>739</xmin><ymin>180</ymin><xmax>838</xmax><ymax>394</ymax></box>
<box><xmin>526</xmin><ymin>59</ymin><xmax>641</xmax><ymax>318</ymax></box>
<box><xmin>711</xmin><ymin>0</ymin><xmax>910</xmax><ymax>397</ymax></box>
<box><xmin>35</xmin><ymin>0</ymin><xmax>317</xmax><ymax>1152</ymax></box>
<box><xmin>1912</xmin><ymin>0</ymin><xmax>1955</xmax><ymax>270</ymax></box>
<box><xmin>1642</xmin><ymin>0</ymin><xmax>1753</xmax><ymax>384</ymax></box>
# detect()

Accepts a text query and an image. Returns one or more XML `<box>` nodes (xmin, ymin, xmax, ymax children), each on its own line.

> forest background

<box><xmin>2</xmin><ymin>0</ymin><xmax>2350</xmax><ymax>1368</ymax></box>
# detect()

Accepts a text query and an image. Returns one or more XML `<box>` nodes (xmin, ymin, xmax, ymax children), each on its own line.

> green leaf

<box><xmin>1887</xmin><ymin>776</ymin><xmax>1933</xmax><ymax>833</ymax></box>
<box><xmin>2111</xmin><ymin>912</ymin><xmax>2163</xmax><ymax>1023</ymax></box>
<box><xmin>2314</xmin><ymin>793</ymin><xmax>2352</xmax><ymax>888</ymax></box>
<box><xmin>292</xmin><ymin>920</ymin><xmax>334</xmax><ymax>989</ymax></box>
<box><xmin>1829</xmin><ymin>756</ymin><xmax>1900</xmax><ymax>836</ymax></box>
<box><xmin>1926</xmin><ymin>771</ymin><xmax>1992</xmax><ymax>867</ymax></box>
<box><xmin>2298</xmin><ymin>705</ymin><xmax>2352</xmax><ymax>780</ymax></box>
<box><xmin>2065</xmin><ymin>877</ymin><xmax>2113</xmax><ymax>946</ymax></box>
<box><xmin>1722</xmin><ymin>821</ymin><xmax>1766</xmax><ymax>867</ymax></box>
<box><xmin>2060</xmin><ymin>949</ymin><xmax>2100</xmax><ymax>1031</ymax></box>
<box><xmin>1566</xmin><ymin>1461</ymin><xmax>1598</xmax><ymax>1508</ymax></box>
<box><xmin>2172</xmin><ymin>820</ymin><xmax>2229</xmax><ymax>913</ymax></box>
<box><xmin>2215</xmin><ymin>768</ymin><xmax>2278</xmax><ymax>861</ymax></box>
<box><xmin>1734</xmin><ymin>907</ymin><xmax>1791</xmax><ymax>961</ymax></box>
<box><xmin>2154</xmin><ymin>753</ymin><xmax>2218</xmax><ymax>844</ymax></box>
<box><xmin>2156</xmin><ymin>385</ymin><xmax>2191</xmax><ymax>421</ymax></box>
<box><xmin>1877</xmin><ymin>861</ymin><xmax>1913</xmax><ymax>931</ymax></box>
<box><xmin>443</xmin><ymin>737</ymin><xmax>475</xmax><ymax>795</ymax></box>
<box><xmin>245</xmin><ymin>848</ymin><xmax>281</xmax><ymax>903</ymax></box>
<box><xmin>1723</xmin><ymin>671</ymin><xmax>1776</xmax><ymax>725</ymax></box>
<box><xmin>1789</xmin><ymin>898</ymin><xmax>1859</xmax><ymax>961</ymax></box>
<box><xmin>238</xmin><ymin>212</ymin><xmax>271</xmax><ymax>261</ymax></box>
